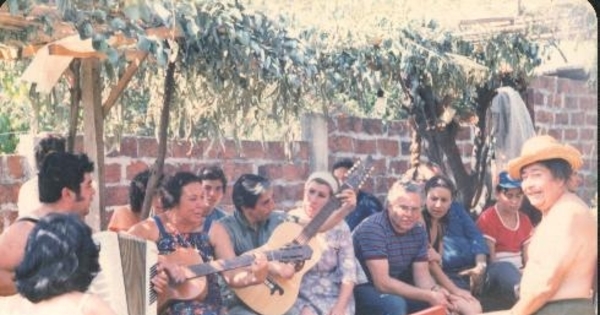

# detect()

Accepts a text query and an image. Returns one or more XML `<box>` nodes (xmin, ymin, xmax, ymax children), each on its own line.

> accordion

<box><xmin>89</xmin><ymin>231</ymin><xmax>158</xmax><ymax>315</ymax></box>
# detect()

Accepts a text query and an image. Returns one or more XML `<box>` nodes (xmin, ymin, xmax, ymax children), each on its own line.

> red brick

<box><xmin>557</xmin><ymin>79</ymin><xmax>572</xmax><ymax>94</ymax></box>
<box><xmin>363</xmin><ymin>119</ymin><xmax>384</xmax><ymax>135</ymax></box>
<box><xmin>570</xmin><ymin>80</ymin><xmax>588</xmax><ymax>94</ymax></box>
<box><xmin>389</xmin><ymin>160</ymin><xmax>410</xmax><ymax>175</ymax></box>
<box><xmin>125</xmin><ymin>161</ymin><xmax>150</xmax><ymax>180</ymax></box>
<box><xmin>585</xmin><ymin>114</ymin><xmax>598</xmax><ymax>126</ymax></box>
<box><xmin>570</xmin><ymin>112</ymin><xmax>585</xmax><ymax>125</ymax></box>
<box><xmin>104</xmin><ymin>163</ymin><xmax>122</xmax><ymax>184</ymax></box>
<box><xmin>169</xmin><ymin>140</ymin><xmax>193</xmax><ymax>158</ymax></box>
<box><xmin>387</xmin><ymin>121</ymin><xmax>409</xmax><ymax>137</ymax></box>
<box><xmin>564</xmin><ymin>96</ymin><xmax>578</xmax><ymax>109</ymax></box>
<box><xmin>533</xmin><ymin>91</ymin><xmax>545</xmax><ymax>105</ymax></box>
<box><xmin>541</xmin><ymin>76</ymin><xmax>557</xmax><ymax>93</ymax></box>
<box><xmin>534</xmin><ymin>110</ymin><xmax>554</xmax><ymax>124</ymax></box>
<box><xmin>241</xmin><ymin>141</ymin><xmax>266</xmax><ymax>159</ymax></box>
<box><xmin>547</xmin><ymin>129</ymin><xmax>562</xmax><ymax>140</ymax></box>
<box><xmin>355</xmin><ymin>139</ymin><xmax>377</xmax><ymax>154</ymax></box>
<box><xmin>377</xmin><ymin>139</ymin><xmax>399</xmax><ymax>156</ymax></box>
<box><xmin>266</xmin><ymin>142</ymin><xmax>286</xmax><ymax>160</ymax></box>
<box><xmin>580</xmin><ymin>128</ymin><xmax>596</xmax><ymax>140</ymax></box>
<box><xmin>258</xmin><ymin>163</ymin><xmax>309</xmax><ymax>182</ymax></box>
<box><xmin>336</xmin><ymin>116</ymin><xmax>364</xmax><ymax>133</ymax></box>
<box><xmin>579</xmin><ymin>96</ymin><xmax>597</xmax><ymax>111</ymax></box>
<box><xmin>221</xmin><ymin>162</ymin><xmax>254</xmax><ymax>181</ymax></box>
<box><xmin>0</xmin><ymin>183</ymin><xmax>20</xmax><ymax>204</ymax></box>
<box><xmin>120</xmin><ymin>136</ymin><xmax>138</xmax><ymax>157</ymax></box>
<box><xmin>271</xmin><ymin>183</ymin><xmax>302</xmax><ymax>206</ymax></box>
<box><xmin>291</xmin><ymin>141</ymin><xmax>310</xmax><ymax>160</ymax></box>
<box><xmin>138</xmin><ymin>138</ymin><xmax>159</xmax><ymax>158</ymax></box>
<box><xmin>328</xmin><ymin>135</ymin><xmax>354</xmax><ymax>152</ymax></box>
<box><xmin>205</xmin><ymin>140</ymin><xmax>237</xmax><ymax>159</ymax></box>
<box><xmin>104</xmin><ymin>186</ymin><xmax>128</xmax><ymax>207</ymax></box>
<box><xmin>555</xmin><ymin>113</ymin><xmax>569</xmax><ymax>125</ymax></box>
<box><xmin>6</xmin><ymin>155</ymin><xmax>25</xmax><ymax>180</ymax></box>
<box><xmin>564</xmin><ymin>129</ymin><xmax>578</xmax><ymax>141</ymax></box>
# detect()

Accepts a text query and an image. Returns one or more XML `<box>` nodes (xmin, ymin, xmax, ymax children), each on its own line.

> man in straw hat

<box><xmin>483</xmin><ymin>135</ymin><xmax>597</xmax><ymax>315</ymax></box>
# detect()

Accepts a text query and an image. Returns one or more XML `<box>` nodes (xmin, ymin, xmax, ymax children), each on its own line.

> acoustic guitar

<box><xmin>158</xmin><ymin>244</ymin><xmax>313</xmax><ymax>312</ymax></box>
<box><xmin>233</xmin><ymin>158</ymin><xmax>373</xmax><ymax>315</ymax></box>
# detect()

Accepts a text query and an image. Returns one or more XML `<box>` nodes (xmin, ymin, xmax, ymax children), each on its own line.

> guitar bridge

<box><xmin>293</xmin><ymin>260</ymin><xmax>305</xmax><ymax>271</ymax></box>
<box><xmin>263</xmin><ymin>277</ymin><xmax>284</xmax><ymax>296</ymax></box>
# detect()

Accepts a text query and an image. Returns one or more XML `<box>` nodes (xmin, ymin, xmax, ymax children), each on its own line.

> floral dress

<box><xmin>288</xmin><ymin>209</ymin><xmax>365</xmax><ymax>315</ymax></box>
<box><xmin>153</xmin><ymin>216</ymin><xmax>222</xmax><ymax>315</ymax></box>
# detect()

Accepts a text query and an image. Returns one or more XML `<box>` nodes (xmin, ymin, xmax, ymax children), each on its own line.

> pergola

<box><xmin>0</xmin><ymin>5</ymin><xmax>166</xmax><ymax>230</ymax></box>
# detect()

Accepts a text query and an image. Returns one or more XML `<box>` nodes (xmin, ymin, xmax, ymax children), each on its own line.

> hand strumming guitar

<box><xmin>151</xmin><ymin>256</ymin><xmax>188</xmax><ymax>295</ymax></box>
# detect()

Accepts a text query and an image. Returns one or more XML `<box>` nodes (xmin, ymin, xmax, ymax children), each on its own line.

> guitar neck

<box><xmin>186</xmin><ymin>250</ymin><xmax>301</xmax><ymax>279</ymax></box>
<box><xmin>295</xmin><ymin>183</ymin><xmax>351</xmax><ymax>244</ymax></box>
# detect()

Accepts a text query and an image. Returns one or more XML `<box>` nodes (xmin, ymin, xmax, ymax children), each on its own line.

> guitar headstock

<box><xmin>272</xmin><ymin>244</ymin><xmax>313</xmax><ymax>263</ymax></box>
<box><xmin>340</xmin><ymin>156</ymin><xmax>374</xmax><ymax>192</ymax></box>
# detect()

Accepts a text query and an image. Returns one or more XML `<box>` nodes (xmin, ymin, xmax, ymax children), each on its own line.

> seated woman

<box><xmin>422</xmin><ymin>176</ymin><xmax>488</xmax><ymax>297</ymax></box>
<box><xmin>127</xmin><ymin>172</ymin><xmax>268</xmax><ymax>315</ymax></box>
<box><xmin>288</xmin><ymin>171</ymin><xmax>365</xmax><ymax>315</ymax></box>
<box><xmin>14</xmin><ymin>213</ymin><xmax>117</xmax><ymax>315</ymax></box>
<box><xmin>476</xmin><ymin>171</ymin><xmax>533</xmax><ymax>311</ymax></box>
<box><xmin>107</xmin><ymin>169</ymin><xmax>165</xmax><ymax>232</ymax></box>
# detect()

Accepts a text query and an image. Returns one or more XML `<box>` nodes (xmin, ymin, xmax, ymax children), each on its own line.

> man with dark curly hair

<box><xmin>0</xmin><ymin>152</ymin><xmax>95</xmax><ymax>297</ymax></box>
<box><xmin>14</xmin><ymin>213</ymin><xmax>116</xmax><ymax>315</ymax></box>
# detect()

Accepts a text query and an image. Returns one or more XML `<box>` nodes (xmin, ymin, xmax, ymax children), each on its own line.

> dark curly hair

<box><xmin>160</xmin><ymin>172</ymin><xmax>202</xmax><ymax>209</ymax></box>
<box><xmin>129</xmin><ymin>170</ymin><xmax>165</xmax><ymax>213</ymax></box>
<box><xmin>34</xmin><ymin>134</ymin><xmax>66</xmax><ymax>170</ymax></box>
<box><xmin>38</xmin><ymin>152</ymin><xmax>94</xmax><ymax>203</ymax></box>
<box><xmin>15</xmin><ymin>213</ymin><xmax>100</xmax><ymax>303</ymax></box>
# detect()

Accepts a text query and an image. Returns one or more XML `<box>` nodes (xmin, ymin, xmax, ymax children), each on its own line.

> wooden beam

<box><xmin>81</xmin><ymin>58</ymin><xmax>106</xmax><ymax>231</ymax></box>
<box><xmin>48</xmin><ymin>43</ymin><xmax>107</xmax><ymax>59</ymax></box>
<box><xmin>102</xmin><ymin>51</ymin><xmax>148</xmax><ymax>118</ymax></box>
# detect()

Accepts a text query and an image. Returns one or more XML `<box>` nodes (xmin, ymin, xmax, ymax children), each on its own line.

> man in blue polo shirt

<box><xmin>353</xmin><ymin>180</ymin><xmax>451</xmax><ymax>315</ymax></box>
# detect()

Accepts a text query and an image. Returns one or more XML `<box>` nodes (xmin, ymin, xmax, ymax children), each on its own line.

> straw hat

<box><xmin>507</xmin><ymin>135</ymin><xmax>583</xmax><ymax>179</ymax></box>
<box><xmin>306</xmin><ymin>171</ymin><xmax>339</xmax><ymax>193</ymax></box>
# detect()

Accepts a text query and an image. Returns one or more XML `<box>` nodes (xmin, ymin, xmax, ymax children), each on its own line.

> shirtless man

<box><xmin>485</xmin><ymin>135</ymin><xmax>597</xmax><ymax>315</ymax></box>
<box><xmin>0</xmin><ymin>152</ymin><xmax>95</xmax><ymax>296</ymax></box>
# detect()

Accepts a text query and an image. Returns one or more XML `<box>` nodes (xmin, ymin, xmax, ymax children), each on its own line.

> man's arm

<box><xmin>366</xmin><ymin>258</ymin><xmax>444</xmax><ymax>305</ymax></box>
<box><xmin>208</xmin><ymin>222</ymin><xmax>282</xmax><ymax>287</ymax></box>
<box><xmin>0</xmin><ymin>222</ymin><xmax>34</xmax><ymax>296</ymax></box>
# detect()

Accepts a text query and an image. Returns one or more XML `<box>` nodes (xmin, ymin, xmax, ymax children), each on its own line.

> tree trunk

<box><xmin>141</xmin><ymin>61</ymin><xmax>176</xmax><ymax>219</ymax></box>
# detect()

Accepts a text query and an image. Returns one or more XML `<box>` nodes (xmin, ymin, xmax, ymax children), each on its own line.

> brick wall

<box><xmin>0</xmin><ymin>76</ymin><xmax>596</xmax><ymax>233</ymax></box>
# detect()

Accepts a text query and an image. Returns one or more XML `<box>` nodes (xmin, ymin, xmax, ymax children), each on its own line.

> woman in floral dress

<box><xmin>288</xmin><ymin>171</ymin><xmax>365</xmax><ymax>315</ymax></box>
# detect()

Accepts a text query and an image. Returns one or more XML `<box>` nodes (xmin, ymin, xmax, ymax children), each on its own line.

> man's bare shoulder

<box><xmin>0</xmin><ymin>220</ymin><xmax>36</xmax><ymax>268</ymax></box>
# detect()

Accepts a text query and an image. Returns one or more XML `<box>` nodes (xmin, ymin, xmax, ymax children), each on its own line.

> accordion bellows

<box><xmin>89</xmin><ymin>231</ymin><xmax>158</xmax><ymax>315</ymax></box>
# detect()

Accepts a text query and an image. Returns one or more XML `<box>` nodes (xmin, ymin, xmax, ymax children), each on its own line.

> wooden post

<box><xmin>301</xmin><ymin>113</ymin><xmax>329</xmax><ymax>172</ymax></box>
<box><xmin>80</xmin><ymin>58</ymin><xmax>106</xmax><ymax>231</ymax></box>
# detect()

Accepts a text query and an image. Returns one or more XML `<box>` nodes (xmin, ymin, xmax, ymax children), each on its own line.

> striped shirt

<box><xmin>353</xmin><ymin>211</ymin><xmax>428</xmax><ymax>283</ymax></box>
